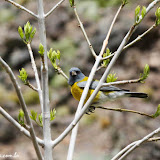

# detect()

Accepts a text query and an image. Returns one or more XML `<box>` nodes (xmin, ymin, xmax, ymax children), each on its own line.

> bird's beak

<box><xmin>71</xmin><ymin>71</ymin><xmax>77</xmax><ymax>76</ymax></box>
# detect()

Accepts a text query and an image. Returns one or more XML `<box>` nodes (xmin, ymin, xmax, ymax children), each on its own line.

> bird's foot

<box><xmin>85</xmin><ymin>106</ymin><xmax>95</xmax><ymax>115</ymax></box>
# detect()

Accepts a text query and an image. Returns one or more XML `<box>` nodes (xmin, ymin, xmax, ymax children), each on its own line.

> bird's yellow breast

<box><xmin>71</xmin><ymin>77</ymin><xmax>100</xmax><ymax>103</ymax></box>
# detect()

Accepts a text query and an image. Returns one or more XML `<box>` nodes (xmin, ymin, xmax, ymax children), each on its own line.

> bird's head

<box><xmin>68</xmin><ymin>67</ymin><xmax>85</xmax><ymax>86</ymax></box>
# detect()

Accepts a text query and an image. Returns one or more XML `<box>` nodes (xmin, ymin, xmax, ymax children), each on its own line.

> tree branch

<box><xmin>37</xmin><ymin>0</ymin><xmax>53</xmax><ymax>158</ymax></box>
<box><xmin>102</xmin><ymin>24</ymin><xmax>157</xmax><ymax>61</ymax></box>
<box><xmin>73</xmin><ymin>5</ymin><xmax>97</xmax><ymax>58</ymax></box>
<box><xmin>25</xmin><ymin>82</ymin><xmax>38</xmax><ymax>92</ymax></box>
<box><xmin>97</xmin><ymin>106</ymin><xmax>153</xmax><ymax>118</ymax></box>
<box><xmin>5</xmin><ymin>0</ymin><xmax>38</xmax><ymax>18</ymax></box>
<box><xmin>56</xmin><ymin>67</ymin><xmax>69</xmax><ymax>80</ymax></box>
<box><xmin>27</xmin><ymin>43</ymin><xmax>43</xmax><ymax>111</ymax></box>
<box><xmin>99</xmin><ymin>4</ymin><xmax>123</xmax><ymax>57</ymax></box>
<box><xmin>118</xmin><ymin>127</ymin><xmax>160</xmax><ymax>160</ymax></box>
<box><xmin>102</xmin><ymin>78</ymin><xmax>141</xmax><ymax>87</ymax></box>
<box><xmin>0</xmin><ymin>106</ymin><xmax>44</xmax><ymax>147</ymax></box>
<box><xmin>0</xmin><ymin>57</ymin><xmax>43</xmax><ymax>160</ymax></box>
<box><xmin>45</xmin><ymin>0</ymin><xmax>66</xmax><ymax>18</ymax></box>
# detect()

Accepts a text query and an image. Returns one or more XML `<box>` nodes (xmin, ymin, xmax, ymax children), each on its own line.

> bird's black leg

<box><xmin>85</xmin><ymin>106</ymin><xmax>96</xmax><ymax>115</ymax></box>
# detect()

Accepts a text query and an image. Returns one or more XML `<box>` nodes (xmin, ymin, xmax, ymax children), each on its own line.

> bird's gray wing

<box><xmin>77</xmin><ymin>81</ymin><xmax>129</xmax><ymax>91</ymax></box>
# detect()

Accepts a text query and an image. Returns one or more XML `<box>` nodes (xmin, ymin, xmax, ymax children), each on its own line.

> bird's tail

<box><xmin>124</xmin><ymin>92</ymin><xmax>148</xmax><ymax>98</ymax></box>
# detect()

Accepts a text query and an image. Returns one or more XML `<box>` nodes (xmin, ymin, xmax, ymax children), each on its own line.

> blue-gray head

<box><xmin>68</xmin><ymin>67</ymin><xmax>85</xmax><ymax>86</ymax></box>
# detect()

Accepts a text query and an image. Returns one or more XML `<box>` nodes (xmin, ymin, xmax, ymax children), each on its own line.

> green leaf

<box><xmin>38</xmin><ymin>43</ymin><xmax>45</xmax><ymax>56</ymax></box>
<box><xmin>140</xmin><ymin>64</ymin><xmax>150</xmax><ymax>83</ymax></box>
<box><xmin>155</xmin><ymin>7</ymin><xmax>160</xmax><ymax>26</ymax></box>
<box><xmin>47</xmin><ymin>48</ymin><xmax>60</xmax><ymax>69</ymax></box>
<box><xmin>107</xmin><ymin>73</ymin><xmax>118</xmax><ymax>83</ymax></box>
<box><xmin>18</xmin><ymin>68</ymin><xmax>28</xmax><ymax>84</ymax></box>
<box><xmin>135</xmin><ymin>5</ymin><xmax>140</xmax><ymax>24</ymax></box>
<box><xmin>141</xmin><ymin>6</ymin><xmax>146</xmax><ymax>18</ymax></box>
<box><xmin>56</xmin><ymin>50</ymin><xmax>61</xmax><ymax>60</ymax></box>
<box><xmin>18</xmin><ymin>26</ymin><xmax>24</xmax><ymax>40</ymax></box>
<box><xmin>69</xmin><ymin>0</ymin><xmax>74</xmax><ymax>7</ymax></box>
<box><xmin>122</xmin><ymin>0</ymin><xmax>128</xmax><ymax>6</ymax></box>
<box><xmin>38</xmin><ymin>113</ymin><xmax>43</xmax><ymax>127</ymax></box>
<box><xmin>50</xmin><ymin>108</ymin><xmax>56</xmax><ymax>121</ymax></box>
<box><xmin>103</xmin><ymin>48</ymin><xmax>111</xmax><ymax>67</ymax></box>
<box><xmin>18</xmin><ymin>109</ymin><xmax>25</xmax><ymax>125</ymax></box>
<box><xmin>30</xmin><ymin>110</ymin><xmax>37</xmax><ymax>121</ymax></box>
<box><xmin>30</xmin><ymin>27</ymin><xmax>36</xmax><ymax>40</ymax></box>
<box><xmin>152</xmin><ymin>104</ymin><xmax>160</xmax><ymax>118</ymax></box>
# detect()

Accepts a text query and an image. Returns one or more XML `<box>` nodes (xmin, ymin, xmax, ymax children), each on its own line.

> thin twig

<box><xmin>45</xmin><ymin>0</ymin><xmax>65</xmax><ymax>18</ymax></box>
<box><xmin>148</xmin><ymin>137</ymin><xmax>160</xmax><ymax>142</ymax></box>
<box><xmin>56</xmin><ymin>67</ymin><xmax>68</xmax><ymax>80</ymax></box>
<box><xmin>102</xmin><ymin>78</ymin><xmax>141</xmax><ymax>87</ymax></box>
<box><xmin>73</xmin><ymin>5</ymin><xmax>97</xmax><ymax>58</ymax></box>
<box><xmin>123</xmin><ymin>24</ymin><xmax>156</xmax><ymax>50</ymax></box>
<box><xmin>27</xmin><ymin>44</ymin><xmax>43</xmax><ymax>111</ymax></box>
<box><xmin>112</xmin><ymin>137</ymin><xmax>160</xmax><ymax>160</ymax></box>
<box><xmin>5</xmin><ymin>0</ymin><xmax>38</xmax><ymax>18</ymax></box>
<box><xmin>102</xmin><ymin>24</ymin><xmax>157</xmax><ymax>61</ymax></box>
<box><xmin>0</xmin><ymin>57</ymin><xmax>43</xmax><ymax>160</ymax></box>
<box><xmin>111</xmin><ymin>141</ymin><xmax>138</xmax><ymax>160</ymax></box>
<box><xmin>97</xmin><ymin>106</ymin><xmax>153</xmax><ymax>118</ymax></box>
<box><xmin>0</xmin><ymin>106</ymin><xmax>44</xmax><ymax>147</ymax></box>
<box><xmin>26</xmin><ymin>82</ymin><xmax>38</xmax><ymax>92</ymax></box>
<box><xmin>99</xmin><ymin>4</ymin><xmax>123</xmax><ymax>57</ymax></box>
<box><xmin>118</xmin><ymin>127</ymin><xmax>160</xmax><ymax>160</ymax></box>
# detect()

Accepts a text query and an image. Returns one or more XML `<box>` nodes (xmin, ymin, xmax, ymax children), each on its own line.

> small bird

<box><xmin>68</xmin><ymin>67</ymin><xmax>148</xmax><ymax>114</ymax></box>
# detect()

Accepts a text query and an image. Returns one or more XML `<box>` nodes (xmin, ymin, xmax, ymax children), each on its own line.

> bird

<box><xmin>68</xmin><ymin>67</ymin><xmax>148</xmax><ymax>114</ymax></box>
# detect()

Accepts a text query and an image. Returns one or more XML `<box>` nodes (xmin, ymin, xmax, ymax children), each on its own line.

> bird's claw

<box><xmin>85</xmin><ymin>106</ymin><xmax>95</xmax><ymax>115</ymax></box>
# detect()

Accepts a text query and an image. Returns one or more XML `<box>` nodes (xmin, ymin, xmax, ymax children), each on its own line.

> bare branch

<box><xmin>5</xmin><ymin>0</ymin><xmax>38</xmax><ymax>18</ymax></box>
<box><xmin>56</xmin><ymin>67</ymin><xmax>69</xmax><ymax>80</ymax></box>
<box><xmin>0</xmin><ymin>57</ymin><xmax>43</xmax><ymax>160</ymax></box>
<box><xmin>97</xmin><ymin>106</ymin><xmax>153</xmax><ymax>118</ymax></box>
<box><xmin>27</xmin><ymin>44</ymin><xmax>43</xmax><ymax>111</ymax></box>
<box><xmin>118</xmin><ymin>127</ymin><xmax>160</xmax><ymax>160</ymax></box>
<box><xmin>37</xmin><ymin>0</ymin><xmax>53</xmax><ymax>158</ymax></box>
<box><xmin>99</xmin><ymin>4</ymin><xmax>123</xmax><ymax>57</ymax></box>
<box><xmin>102</xmin><ymin>78</ymin><xmax>141</xmax><ymax>87</ymax></box>
<box><xmin>26</xmin><ymin>82</ymin><xmax>38</xmax><ymax>92</ymax></box>
<box><xmin>112</xmin><ymin>136</ymin><xmax>160</xmax><ymax>160</ymax></box>
<box><xmin>0</xmin><ymin>106</ymin><xmax>44</xmax><ymax>147</ymax></box>
<box><xmin>45</xmin><ymin>0</ymin><xmax>66</xmax><ymax>18</ymax></box>
<box><xmin>73</xmin><ymin>5</ymin><xmax>97</xmax><ymax>58</ymax></box>
<box><xmin>102</xmin><ymin>24</ymin><xmax>157</xmax><ymax>61</ymax></box>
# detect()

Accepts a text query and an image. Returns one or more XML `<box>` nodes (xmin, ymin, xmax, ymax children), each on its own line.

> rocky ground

<box><xmin>0</xmin><ymin>0</ymin><xmax>160</xmax><ymax>159</ymax></box>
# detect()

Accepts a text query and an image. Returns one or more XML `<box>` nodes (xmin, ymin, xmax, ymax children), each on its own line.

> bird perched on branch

<box><xmin>68</xmin><ymin>67</ymin><xmax>148</xmax><ymax>114</ymax></box>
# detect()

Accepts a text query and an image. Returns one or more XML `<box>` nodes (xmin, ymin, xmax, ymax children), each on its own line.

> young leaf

<box><xmin>107</xmin><ymin>73</ymin><xmax>118</xmax><ymax>83</ymax></box>
<box><xmin>30</xmin><ymin>27</ymin><xmax>36</xmax><ymax>40</ymax></box>
<box><xmin>122</xmin><ymin>0</ymin><xmax>128</xmax><ymax>6</ymax></box>
<box><xmin>18</xmin><ymin>26</ymin><xmax>24</xmax><ymax>40</ymax></box>
<box><xmin>50</xmin><ymin>108</ymin><xmax>56</xmax><ymax>121</ymax></box>
<box><xmin>69</xmin><ymin>0</ymin><xmax>74</xmax><ymax>7</ymax></box>
<box><xmin>140</xmin><ymin>64</ymin><xmax>150</xmax><ymax>83</ymax></box>
<box><xmin>155</xmin><ymin>7</ymin><xmax>160</xmax><ymax>26</ymax></box>
<box><xmin>56</xmin><ymin>50</ymin><xmax>61</xmax><ymax>61</ymax></box>
<box><xmin>18</xmin><ymin>109</ymin><xmax>25</xmax><ymax>125</ymax></box>
<box><xmin>141</xmin><ymin>6</ymin><xmax>146</xmax><ymax>18</ymax></box>
<box><xmin>30</xmin><ymin>110</ymin><xmax>37</xmax><ymax>121</ymax></box>
<box><xmin>135</xmin><ymin>5</ymin><xmax>140</xmax><ymax>23</ymax></box>
<box><xmin>38</xmin><ymin>113</ymin><xmax>43</xmax><ymax>127</ymax></box>
<box><xmin>103</xmin><ymin>48</ymin><xmax>111</xmax><ymax>67</ymax></box>
<box><xmin>47</xmin><ymin>48</ymin><xmax>60</xmax><ymax>69</ymax></box>
<box><xmin>152</xmin><ymin>104</ymin><xmax>160</xmax><ymax>118</ymax></box>
<box><xmin>38</xmin><ymin>43</ymin><xmax>45</xmax><ymax>56</ymax></box>
<box><xmin>18</xmin><ymin>68</ymin><xmax>28</xmax><ymax>84</ymax></box>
